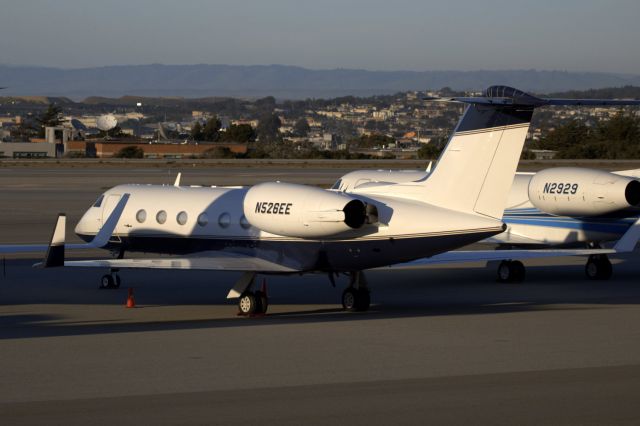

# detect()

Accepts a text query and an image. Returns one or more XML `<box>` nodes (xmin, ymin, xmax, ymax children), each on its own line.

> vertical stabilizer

<box><xmin>414</xmin><ymin>85</ymin><xmax>640</xmax><ymax>219</ymax></box>
<box><xmin>420</xmin><ymin>88</ymin><xmax>535</xmax><ymax>219</ymax></box>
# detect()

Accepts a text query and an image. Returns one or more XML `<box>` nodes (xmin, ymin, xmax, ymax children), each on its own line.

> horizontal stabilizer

<box><xmin>426</xmin><ymin>86</ymin><xmax>640</xmax><ymax>107</ymax></box>
<box><xmin>545</xmin><ymin>99</ymin><xmax>640</xmax><ymax>106</ymax></box>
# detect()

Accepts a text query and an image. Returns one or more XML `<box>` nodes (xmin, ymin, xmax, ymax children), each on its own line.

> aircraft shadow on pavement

<box><xmin>2</xmin><ymin>257</ymin><xmax>640</xmax><ymax>339</ymax></box>
<box><xmin>0</xmin><ymin>303</ymin><xmax>608</xmax><ymax>341</ymax></box>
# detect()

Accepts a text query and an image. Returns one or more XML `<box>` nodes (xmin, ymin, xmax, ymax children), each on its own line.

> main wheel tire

<box><xmin>497</xmin><ymin>260</ymin><xmax>525</xmax><ymax>283</ymax></box>
<box><xmin>598</xmin><ymin>258</ymin><xmax>613</xmax><ymax>280</ymax></box>
<box><xmin>585</xmin><ymin>256</ymin><xmax>612</xmax><ymax>280</ymax></box>
<box><xmin>342</xmin><ymin>288</ymin><xmax>358</xmax><ymax>311</ymax></box>
<box><xmin>585</xmin><ymin>258</ymin><xmax>598</xmax><ymax>279</ymax></box>
<box><xmin>255</xmin><ymin>290</ymin><xmax>269</xmax><ymax>314</ymax></box>
<box><xmin>511</xmin><ymin>260</ymin><xmax>526</xmax><ymax>283</ymax></box>
<box><xmin>342</xmin><ymin>288</ymin><xmax>370</xmax><ymax>312</ymax></box>
<box><xmin>497</xmin><ymin>261</ymin><xmax>512</xmax><ymax>283</ymax></box>
<box><xmin>100</xmin><ymin>274</ymin><xmax>114</xmax><ymax>289</ymax></box>
<box><xmin>356</xmin><ymin>288</ymin><xmax>371</xmax><ymax>311</ymax></box>
<box><xmin>113</xmin><ymin>274</ymin><xmax>122</xmax><ymax>289</ymax></box>
<box><xmin>238</xmin><ymin>292</ymin><xmax>258</xmax><ymax>315</ymax></box>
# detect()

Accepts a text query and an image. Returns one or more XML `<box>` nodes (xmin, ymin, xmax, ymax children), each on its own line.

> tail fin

<box><xmin>419</xmin><ymin>86</ymin><xmax>640</xmax><ymax>220</ymax></box>
<box><xmin>421</xmin><ymin>91</ymin><xmax>534</xmax><ymax>219</ymax></box>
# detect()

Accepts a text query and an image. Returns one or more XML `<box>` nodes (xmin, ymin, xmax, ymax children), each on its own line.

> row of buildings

<box><xmin>1</xmin><ymin>90</ymin><xmax>637</xmax><ymax>159</ymax></box>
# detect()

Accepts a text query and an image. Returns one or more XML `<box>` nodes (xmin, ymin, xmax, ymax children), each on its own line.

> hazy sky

<box><xmin>1</xmin><ymin>0</ymin><xmax>639</xmax><ymax>73</ymax></box>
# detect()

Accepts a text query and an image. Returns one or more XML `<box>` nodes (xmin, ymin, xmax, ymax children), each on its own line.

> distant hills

<box><xmin>1</xmin><ymin>64</ymin><xmax>640</xmax><ymax>100</ymax></box>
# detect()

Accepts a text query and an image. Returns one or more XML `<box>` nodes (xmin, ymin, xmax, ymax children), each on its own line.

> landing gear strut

<box><xmin>585</xmin><ymin>254</ymin><xmax>612</xmax><ymax>280</ymax></box>
<box><xmin>496</xmin><ymin>260</ymin><xmax>525</xmax><ymax>283</ymax></box>
<box><xmin>100</xmin><ymin>269</ymin><xmax>121</xmax><ymax>289</ymax></box>
<box><xmin>342</xmin><ymin>271</ymin><xmax>370</xmax><ymax>312</ymax></box>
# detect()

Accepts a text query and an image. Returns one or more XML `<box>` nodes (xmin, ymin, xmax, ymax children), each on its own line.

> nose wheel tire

<box><xmin>342</xmin><ymin>287</ymin><xmax>370</xmax><ymax>312</ymax></box>
<box><xmin>585</xmin><ymin>255</ymin><xmax>612</xmax><ymax>280</ymax></box>
<box><xmin>99</xmin><ymin>273</ymin><xmax>121</xmax><ymax>289</ymax></box>
<box><xmin>497</xmin><ymin>260</ymin><xmax>525</xmax><ymax>283</ymax></box>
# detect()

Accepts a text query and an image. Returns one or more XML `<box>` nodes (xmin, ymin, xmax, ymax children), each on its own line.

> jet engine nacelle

<box><xmin>528</xmin><ymin>167</ymin><xmax>640</xmax><ymax>216</ymax></box>
<box><xmin>243</xmin><ymin>182</ymin><xmax>368</xmax><ymax>238</ymax></box>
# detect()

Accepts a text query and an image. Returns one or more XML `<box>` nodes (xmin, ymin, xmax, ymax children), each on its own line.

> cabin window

<box><xmin>197</xmin><ymin>213</ymin><xmax>209</xmax><ymax>227</ymax></box>
<box><xmin>240</xmin><ymin>215</ymin><xmax>251</xmax><ymax>229</ymax></box>
<box><xmin>93</xmin><ymin>195</ymin><xmax>104</xmax><ymax>208</ymax></box>
<box><xmin>177</xmin><ymin>211</ymin><xmax>188</xmax><ymax>225</ymax></box>
<box><xmin>156</xmin><ymin>210</ymin><xmax>167</xmax><ymax>224</ymax></box>
<box><xmin>136</xmin><ymin>209</ymin><xmax>147</xmax><ymax>223</ymax></box>
<box><xmin>218</xmin><ymin>213</ymin><xmax>231</xmax><ymax>228</ymax></box>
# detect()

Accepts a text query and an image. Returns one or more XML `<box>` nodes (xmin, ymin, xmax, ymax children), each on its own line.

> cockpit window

<box><xmin>331</xmin><ymin>179</ymin><xmax>342</xmax><ymax>190</ymax></box>
<box><xmin>93</xmin><ymin>195</ymin><xmax>104</xmax><ymax>208</ymax></box>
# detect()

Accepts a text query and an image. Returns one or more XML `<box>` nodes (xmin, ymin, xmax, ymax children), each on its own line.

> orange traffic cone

<box><xmin>126</xmin><ymin>288</ymin><xmax>136</xmax><ymax>308</ymax></box>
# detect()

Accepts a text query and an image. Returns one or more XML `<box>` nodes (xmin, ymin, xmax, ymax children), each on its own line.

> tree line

<box><xmin>533</xmin><ymin>112</ymin><xmax>640</xmax><ymax>158</ymax></box>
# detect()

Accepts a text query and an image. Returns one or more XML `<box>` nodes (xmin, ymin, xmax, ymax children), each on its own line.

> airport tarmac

<box><xmin>1</xmin><ymin>163</ymin><xmax>640</xmax><ymax>425</ymax></box>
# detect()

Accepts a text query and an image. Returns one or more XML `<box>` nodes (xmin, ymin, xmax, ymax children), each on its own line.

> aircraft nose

<box><xmin>75</xmin><ymin>208</ymin><xmax>99</xmax><ymax>241</ymax></box>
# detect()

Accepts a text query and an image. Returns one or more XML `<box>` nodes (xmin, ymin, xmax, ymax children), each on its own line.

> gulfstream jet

<box><xmin>337</xmin><ymin>166</ymin><xmax>640</xmax><ymax>283</ymax></box>
<box><xmin>3</xmin><ymin>86</ymin><xmax>640</xmax><ymax>315</ymax></box>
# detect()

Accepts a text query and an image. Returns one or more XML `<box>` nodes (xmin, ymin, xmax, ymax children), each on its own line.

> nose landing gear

<box><xmin>99</xmin><ymin>269</ymin><xmax>121</xmax><ymax>289</ymax></box>
<box><xmin>231</xmin><ymin>273</ymin><xmax>269</xmax><ymax>316</ymax></box>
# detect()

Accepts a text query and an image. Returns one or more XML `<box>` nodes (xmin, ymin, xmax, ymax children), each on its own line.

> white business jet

<box><xmin>3</xmin><ymin>86</ymin><xmax>640</xmax><ymax>315</ymax></box>
<box><xmin>335</xmin><ymin>166</ymin><xmax>640</xmax><ymax>282</ymax></box>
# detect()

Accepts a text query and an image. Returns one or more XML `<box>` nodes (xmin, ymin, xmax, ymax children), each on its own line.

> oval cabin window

<box><xmin>197</xmin><ymin>213</ymin><xmax>209</xmax><ymax>227</ymax></box>
<box><xmin>218</xmin><ymin>213</ymin><xmax>231</xmax><ymax>228</ymax></box>
<box><xmin>136</xmin><ymin>209</ymin><xmax>147</xmax><ymax>223</ymax></box>
<box><xmin>156</xmin><ymin>210</ymin><xmax>167</xmax><ymax>224</ymax></box>
<box><xmin>177</xmin><ymin>211</ymin><xmax>188</xmax><ymax>225</ymax></box>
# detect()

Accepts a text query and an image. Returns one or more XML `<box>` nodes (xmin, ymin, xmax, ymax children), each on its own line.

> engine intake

<box><xmin>343</xmin><ymin>199</ymin><xmax>367</xmax><ymax>229</ymax></box>
<box><xmin>626</xmin><ymin>180</ymin><xmax>640</xmax><ymax>206</ymax></box>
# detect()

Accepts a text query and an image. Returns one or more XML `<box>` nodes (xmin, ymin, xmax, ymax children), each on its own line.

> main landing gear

<box><xmin>230</xmin><ymin>270</ymin><xmax>372</xmax><ymax>316</ymax></box>
<box><xmin>495</xmin><ymin>253</ymin><xmax>613</xmax><ymax>283</ymax></box>
<box><xmin>229</xmin><ymin>272</ymin><xmax>269</xmax><ymax>316</ymax></box>
<box><xmin>99</xmin><ymin>269</ymin><xmax>121</xmax><ymax>289</ymax></box>
<box><xmin>585</xmin><ymin>254</ymin><xmax>612</xmax><ymax>280</ymax></box>
<box><xmin>496</xmin><ymin>260</ymin><xmax>525</xmax><ymax>283</ymax></box>
<box><xmin>238</xmin><ymin>289</ymin><xmax>269</xmax><ymax>316</ymax></box>
<box><xmin>341</xmin><ymin>271</ymin><xmax>371</xmax><ymax>312</ymax></box>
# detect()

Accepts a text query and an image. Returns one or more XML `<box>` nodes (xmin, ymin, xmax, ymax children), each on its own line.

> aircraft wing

<box><xmin>64</xmin><ymin>252</ymin><xmax>300</xmax><ymax>273</ymax></box>
<box><xmin>0</xmin><ymin>244</ymin><xmax>59</xmax><ymax>254</ymax></box>
<box><xmin>385</xmin><ymin>247</ymin><xmax>617</xmax><ymax>269</ymax></box>
<box><xmin>388</xmin><ymin>216</ymin><xmax>640</xmax><ymax>269</ymax></box>
<box><xmin>0</xmin><ymin>194</ymin><xmax>130</xmax><ymax>254</ymax></box>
